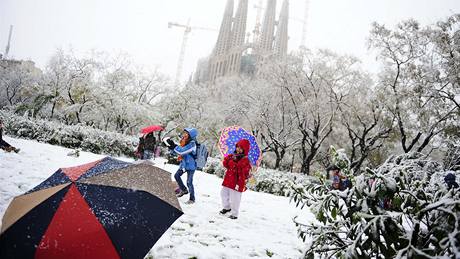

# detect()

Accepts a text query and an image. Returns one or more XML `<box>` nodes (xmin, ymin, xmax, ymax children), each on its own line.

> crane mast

<box><xmin>168</xmin><ymin>21</ymin><xmax>216</xmax><ymax>86</ymax></box>
<box><xmin>300</xmin><ymin>0</ymin><xmax>310</xmax><ymax>48</ymax></box>
<box><xmin>4</xmin><ymin>25</ymin><xmax>13</xmax><ymax>59</ymax></box>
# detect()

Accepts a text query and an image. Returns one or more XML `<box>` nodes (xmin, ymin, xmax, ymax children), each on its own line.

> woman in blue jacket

<box><xmin>166</xmin><ymin>128</ymin><xmax>198</xmax><ymax>204</ymax></box>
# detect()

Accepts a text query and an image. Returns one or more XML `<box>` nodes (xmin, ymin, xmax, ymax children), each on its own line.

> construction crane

<box><xmin>288</xmin><ymin>0</ymin><xmax>311</xmax><ymax>48</ymax></box>
<box><xmin>300</xmin><ymin>0</ymin><xmax>310</xmax><ymax>48</ymax></box>
<box><xmin>4</xmin><ymin>25</ymin><xmax>13</xmax><ymax>59</ymax></box>
<box><xmin>168</xmin><ymin>20</ymin><xmax>216</xmax><ymax>86</ymax></box>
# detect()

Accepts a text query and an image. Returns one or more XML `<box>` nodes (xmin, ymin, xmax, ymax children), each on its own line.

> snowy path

<box><xmin>0</xmin><ymin>137</ymin><xmax>312</xmax><ymax>258</ymax></box>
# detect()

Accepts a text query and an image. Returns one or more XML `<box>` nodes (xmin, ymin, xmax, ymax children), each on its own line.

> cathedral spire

<box><xmin>213</xmin><ymin>0</ymin><xmax>234</xmax><ymax>56</ymax></box>
<box><xmin>274</xmin><ymin>0</ymin><xmax>289</xmax><ymax>58</ymax></box>
<box><xmin>227</xmin><ymin>0</ymin><xmax>248</xmax><ymax>74</ymax></box>
<box><xmin>231</xmin><ymin>0</ymin><xmax>248</xmax><ymax>49</ymax></box>
<box><xmin>258</xmin><ymin>0</ymin><xmax>277</xmax><ymax>55</ymax></box>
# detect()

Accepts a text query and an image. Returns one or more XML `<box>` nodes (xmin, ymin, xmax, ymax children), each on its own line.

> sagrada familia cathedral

<box><xmin>194</xmin><ymin>0</ymin><xmax>289</xmax><ymax>83</ymax></box>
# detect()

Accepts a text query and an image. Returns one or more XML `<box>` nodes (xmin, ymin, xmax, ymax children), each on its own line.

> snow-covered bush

<box><xmin>329</xmin><ymin>146</ymin><xmax>352</xmax><ymax>176</ymax></box>
<box><xmin>203</xmin><ymin>156</ymin><xmax>314</xmax><ymax>197</ymax></box>
<box><xmin>0</xmin><ymin>110</ymin><xmax>137</xmax><ymax>157</ymax></box>
<box><xmin>291</xmin><ymin>152</ymin><xmax>460</xmax><ymax>258</ymax></box>
<box><xmin>251</xmin><ymin>168</ymin><xmax>315</xmax><ymax>196</ymax></box>
<box><xmin>202</xmin><ymin>157</ymin><xmax>226</xmax><ymax>178</ymax></box>
<box><xmin>443</xmin><ymin>138</ymin><xmax>460</xmax><ymax>171</ymax></box>
<box><xmin>166</xmin><ymin>152</ymin><xmax>180</xmax><ymax>165</ymax></box>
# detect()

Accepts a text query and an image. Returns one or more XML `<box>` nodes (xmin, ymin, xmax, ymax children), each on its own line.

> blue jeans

<box><xmin>142</xmin><ymin>150</ymin><xmax>153</xmax><ymax>160</ymax></box>
<box><xmin>174</xmin><ymin>169</ymin><xmax>195</xmax><ymax>201</ymax></box>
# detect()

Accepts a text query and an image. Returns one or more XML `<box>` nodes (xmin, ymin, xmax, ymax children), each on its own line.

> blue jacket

<box><xmin>173</xmin><ymin>128</ymin><xmax>198</xmax><ymax>171</ymax></box>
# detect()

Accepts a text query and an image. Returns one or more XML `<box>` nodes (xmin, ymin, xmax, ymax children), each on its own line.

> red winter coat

<box><xmin>222</xmin><ymin>139</ymin><xmax>252</xmax><ymax>192</ymax></box>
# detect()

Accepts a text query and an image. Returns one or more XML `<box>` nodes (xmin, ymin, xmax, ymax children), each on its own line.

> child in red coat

<box><xmin>220</xmin><ymin>139</ymin><xmax>252</xmax><ymax>219</ymax></box>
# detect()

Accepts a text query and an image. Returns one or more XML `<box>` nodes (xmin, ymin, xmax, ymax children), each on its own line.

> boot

<box><xmin>219</xmin><ymin>208</ymin><xmax>231</xmax><ymax>215</ymax></box>
<box><xmin>176</xmin><ymin>189</ymin><xmax>189</xmax><ymax>197</ymax></box>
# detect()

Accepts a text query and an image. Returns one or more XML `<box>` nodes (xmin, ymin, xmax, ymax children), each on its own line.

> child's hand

<box><xmin>235</xmin><ymin>185</ymin><xmax>239</xmax><ymax>191</ymax></box>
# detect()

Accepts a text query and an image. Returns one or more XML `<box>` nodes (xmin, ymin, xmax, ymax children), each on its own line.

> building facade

<box><xmin>195</xmin><ymin>0</ymin><xmax>289</xmax><ymax>83</ymax></box>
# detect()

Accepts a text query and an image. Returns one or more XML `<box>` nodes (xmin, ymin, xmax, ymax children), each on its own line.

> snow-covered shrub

<box><xmin>291</xmin><ymin>152</ymin><xmax>460</xmax><ymax>258</ymax></box>
<box><xmin>0</xmin><ymin>110</ymin><xmax>137</xmax><ymax>157</ymax></box>
<box><xmin>251</xmin><ymin>168</ymin><xmax>315</xmax><ymax>196</ymax></box>
<box><xmin>443</xmin><ymin>138</ymin><xmax>460</xmax><ymax>171</ymax></box>
<box><xmin>330</xmin><ymin>146</ymin><xmax>352</xmax><ymax>176</ymax></box>
<box><xmin>202</xmin><ymin>156</ymin><xmax>314</xmax><ymax>197</ymax></box>
<box><xmin>202</xmin><ymin>157</ymin><xmax>226</xmax><ymax>178</ymax></box>
<box><xmin>166</xmin><ymin>153</ymin><xmax>180</xmax><ymax>165</ymax></box>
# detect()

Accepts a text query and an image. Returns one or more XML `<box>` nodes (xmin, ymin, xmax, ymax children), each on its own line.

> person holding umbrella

<box><xmin>139</xmin><ymin>125</ymin><xmax>164</xmax><ymax>160</ymax></box>
<box><xmin>135</xmin><ymin>136</ymin><xmax>145</xmax><ymax>160</ymax></box>
<box><xmin>220</xmin><ymin>139</ymin><xmax>252</xmax><ymax>219</ymax></box>
<box><xmin>142</xmin><ymin>132</ymin><xmax>156</xmax><ymax>160</ymax></box>
<box><xmin>164</xmin><ymin>128</ymin><xmax>199</xmax><ymax>204</ymax></box>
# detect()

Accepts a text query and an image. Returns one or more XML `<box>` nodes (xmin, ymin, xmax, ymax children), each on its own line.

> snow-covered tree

<box><xmin>249</xmin><ymin>63</ymin><xmax>299</xmax><ymax>169</ymax></box>
<box><xmin>0</xmin><ymin>60</ymin><xmax>43</xmax><ymax>110</ymax></box>
<box><xmin>337</xmin><ymin>88</ymin><xmax>393</xmax><ymax>173</ymax></box>
<box><xmin>292</xmin><ymin>151</ymin><xmax>460</xmax><ymax>258</ymax></box>
<box><xmin>259</xmin><ymin>50</ymin><xmax>370</xmax><ymax>174</ymax></box>
<box><xmin>42</xmin><ymin>48</ymin><xmax>100</xmax><ymax>124</ymax></box>
<box><xmin>369</xmin><ymin>16</ymin><xmax>459</xmax><ymax>154</ymax></box>
<box><xmin>425</xmin><ymin>14</ymin><xmax>460</xmax><ymax>112</ymax></box>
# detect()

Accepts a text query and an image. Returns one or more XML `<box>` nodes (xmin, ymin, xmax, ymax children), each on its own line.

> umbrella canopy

<box><xmin>140</xmin><ymin>125</ymin><xmax>164</xmax><ymax>134</ymax></box>
<box><xmin>0</xmin><ymin>157</ymin><xmax>182</xmax><ymax>259</ymax></box>
<box><xmin>218</xmin><ymin>125</ymin><xmax>262</xmax><ymax>168</ymax></box>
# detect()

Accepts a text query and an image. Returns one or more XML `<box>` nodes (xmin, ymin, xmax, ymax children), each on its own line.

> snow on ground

<box><xmin>1</xmin><ymin>137</ymin><xmax>313</xmax><ymax>259</ymax></box>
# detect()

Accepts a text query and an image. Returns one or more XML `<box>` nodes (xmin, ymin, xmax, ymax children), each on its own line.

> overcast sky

<box><xmin>1</xmin><ymin>0</ymin><xmax>459</xmax><ymax>82</ymax></box>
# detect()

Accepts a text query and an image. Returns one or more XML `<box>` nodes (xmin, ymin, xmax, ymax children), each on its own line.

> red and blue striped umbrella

<box><xmin>0</xmin><ymin>157</ymin><xmax>182</xmax><ymax>259</ymax></box>
<box><xmin>218</xmin><ymin>126</ymin><xmax>262</xmax><ymax>168</ymax></box>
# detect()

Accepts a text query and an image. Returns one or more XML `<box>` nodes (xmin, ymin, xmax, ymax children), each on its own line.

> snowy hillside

<box><xmin>0</xmin><ymin>137</ymin><xmax>313</xmax><ymax>258</ymax></box>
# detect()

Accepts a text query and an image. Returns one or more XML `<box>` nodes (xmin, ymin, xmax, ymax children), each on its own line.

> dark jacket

<box><xmin>445</xmin><ymin>173</ymin><xmax>459</xmax><ymax>190</ymax></box>
<box><xmin>144</xmin><ymin>133</ymin><xmax>156</xmax><ymax>151</ymax></box>
<box><xmin>0</xmin><ymin>126</ymin><xmax>12</xmax><ymax>149</ymax></box>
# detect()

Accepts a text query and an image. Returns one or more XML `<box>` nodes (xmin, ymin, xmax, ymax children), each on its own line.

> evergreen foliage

<box><xmin>291</xmin><ymin>149</ymin><xmax>460</xmax><ymax>258</ymax></box>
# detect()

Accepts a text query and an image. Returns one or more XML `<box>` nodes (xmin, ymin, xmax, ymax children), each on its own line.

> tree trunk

<box><xmin>299</xmin><ymin>134</ymin><xmax>309</xmax><ymax>174</ymax></box>
<box><xmin>274</xmin><ymin>149</ymin><xmax>286</xmax><ymax>169</ymax></box>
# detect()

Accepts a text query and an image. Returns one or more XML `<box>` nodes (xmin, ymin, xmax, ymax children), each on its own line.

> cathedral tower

<box><xmin>228</xmin><ymin>0</ymin><xmax>248</xmax><ymax>74</ymax></box>
<box><xmin>201</xmin><ymin>0</ymin><xmax>289</xmax><ymax>82</ymax></box>
<box><xmin>274</xmin><ymin>0</ymin><xmax>289</xmax><ymax>58</ymax></box>
<box><xmin>208</xmin><ymin>0</ymin><xmax>234</xmax><ymax>81</ymax></box>
<box><xmin>257</xmin><ymin>0</ymin><xmax>277</xmax><ymax>56</ymax></box>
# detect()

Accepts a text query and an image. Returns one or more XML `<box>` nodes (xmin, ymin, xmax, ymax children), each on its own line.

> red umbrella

<box><xmin>140</xmin><ymin>125</ymin><xmax>164</xmax><ymax>134</ymax></box>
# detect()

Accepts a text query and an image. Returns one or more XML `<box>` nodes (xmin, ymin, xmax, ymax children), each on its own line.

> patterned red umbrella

<box><xmin>0</xmin><ymin>157</ymin><xmax>182</xmax><ymax>259</ymax></box>
<box><xmin>140</xmin><ymin>125</ymin><xmax>164</xmax><ymax>134</ymax></box>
